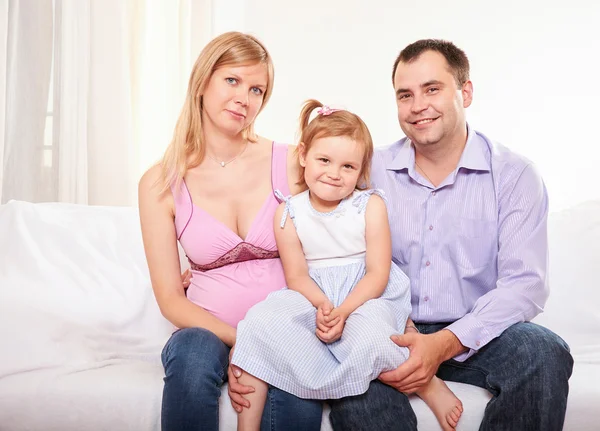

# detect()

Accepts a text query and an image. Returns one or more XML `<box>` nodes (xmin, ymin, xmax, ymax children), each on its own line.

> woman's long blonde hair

<box><xmin>160</xmin><ymin>32</ymin><xmax>274</xmax><ymax>192</ymax></box>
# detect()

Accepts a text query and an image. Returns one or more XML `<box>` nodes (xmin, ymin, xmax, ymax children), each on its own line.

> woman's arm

<box><xmin>274</xmin><ymin>202</ymin><xmax>328</xmax><ymax>308</ymax></box>
<box><xmin>337</xmin><ymin>194</ymin><xmax>392</xmax><ymax>317</ymax></box>
<box><xmin>138</xmin><ymin>166</ymin><xmax>236</xmax><ymax>347</ymax></box>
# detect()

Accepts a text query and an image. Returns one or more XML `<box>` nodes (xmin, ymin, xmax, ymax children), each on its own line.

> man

<box><xmin>328</xmin><ymin>39</ymin><xmax>573</xmax><ymax>431</ymax></box>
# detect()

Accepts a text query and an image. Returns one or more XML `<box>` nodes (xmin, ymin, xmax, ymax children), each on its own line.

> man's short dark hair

<box><xmin>392</xmin><ymin>39</ymin><xmax>470</xmax><ymax>88</ymax></box>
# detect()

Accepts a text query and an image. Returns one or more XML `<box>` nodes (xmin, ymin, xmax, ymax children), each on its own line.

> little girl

<box><xmin>232</xmin><ymin>100</ymin><xmax>463</xmax><ymax>431</ymax></box>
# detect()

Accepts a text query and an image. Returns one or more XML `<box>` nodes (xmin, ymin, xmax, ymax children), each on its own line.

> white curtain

<box><xmin>54</xmin><ymin>0</ymin><xmax>90</xmax><ymax>204</ymax></box>
<box><xmin>1</xmin><ymin>0</ymin><xmax>53</xmax><ymax>204</ymax></box>
<box><xmin>1</xmin><ymin>0</ymin><xmax>212</xmax><ymax>206</ymax></box>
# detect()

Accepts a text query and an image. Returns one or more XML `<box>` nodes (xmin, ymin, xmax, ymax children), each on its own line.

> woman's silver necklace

<box><xmin>207</xmin><ymin>141</ymin><xmax>249</xmax><ymax>167</ymax></box>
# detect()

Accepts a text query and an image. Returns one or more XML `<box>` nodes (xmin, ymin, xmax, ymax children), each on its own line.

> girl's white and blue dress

<box><xmin>231</xmin><ymin>189</ymin><xmax>411</xmax><ymax>400</ymax></box>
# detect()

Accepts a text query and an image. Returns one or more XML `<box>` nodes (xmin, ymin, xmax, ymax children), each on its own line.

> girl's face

<box><xmin>299</xmin><ymin>135</ymin><xmax>365</xmax><ymax>211</ymax></box>
<box><xmin>201</xmin><ymin>63</ymin><xmax>268</xmax><ymax>138</ymax></box>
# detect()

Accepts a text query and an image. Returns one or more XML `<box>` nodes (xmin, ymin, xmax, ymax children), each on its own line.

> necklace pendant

<box><xmin>220</xmin><ymin>161</ymin><xmax>225</xmax><ymax>167</ymax></box>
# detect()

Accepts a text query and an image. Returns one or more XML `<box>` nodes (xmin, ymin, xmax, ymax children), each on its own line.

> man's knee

<box><xmin>503</xmin><ymin>322</ymin><xmax>573</xmax><ymax>379</ymax></box>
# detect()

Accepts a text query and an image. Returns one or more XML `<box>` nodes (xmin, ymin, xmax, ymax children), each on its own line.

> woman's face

<box><xmin>201</xmin><ymin>62</ymin><xmax>269</xmax><ymax>138</ymax></box>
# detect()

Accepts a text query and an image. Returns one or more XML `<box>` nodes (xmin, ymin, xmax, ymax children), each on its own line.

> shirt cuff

<box><xmin>444</xmin><ymin>314</ymin><xmax>492</xmax><ymax>362</ymax></box>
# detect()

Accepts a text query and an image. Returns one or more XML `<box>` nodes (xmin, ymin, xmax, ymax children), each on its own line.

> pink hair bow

<box><xmin>317</xmin><ymin>105</ymin><xmax>341</xmax><ymax>116</ymax></box>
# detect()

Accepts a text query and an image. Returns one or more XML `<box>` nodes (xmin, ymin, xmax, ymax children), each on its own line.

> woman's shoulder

<box><xmin>139</xmin><ymin>164</ymin><xmax>163</xmax><ymax>194</ymax></box>
<box><xmin>138</xmin><ymin>164</ymin><xmax>175</xmax><ymax>211</ymax></box>
<box><xmin>256</xmin><ymin>134</ymin><xmax>292</xmax><ymax>146</ymax></box>
<box><xmin>256</xmin><ymin>136</ymin><xmax>295</xmax><ymax>158</ymax></box>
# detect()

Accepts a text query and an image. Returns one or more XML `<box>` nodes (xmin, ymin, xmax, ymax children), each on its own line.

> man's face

<box><xmin>393</xmin><ymin>50</ymin><xmax>472</xmax><ymax>148</ymax></box>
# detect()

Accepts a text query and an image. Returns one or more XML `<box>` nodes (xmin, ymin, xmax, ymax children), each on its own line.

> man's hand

<box><xmin>379</xmin><ymin>329</ymin><xmax>464</xmax><ymax>393</ymax></box>
<box><xmin>227</xmin><ymin>346</ymin><xmax>255</xmax><ymax>412</ymax></box>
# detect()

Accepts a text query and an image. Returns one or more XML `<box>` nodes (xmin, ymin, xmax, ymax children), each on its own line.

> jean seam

<box><xmin>270</xmin><ymin>387</ymin><xmax>276</xmax><ymax>431</ymax></box>
<box><xmin>217</xmin><ymin>344</ymin><xmax>230</xmax><ymax>383</ymax></box>
<box><xmin>162</xmin><ymin>328</ymin><xmax>184</xmax><ymax>365</ymax></box>
<box><xmin>441</xmin><ymin>359</ymin><xmax>497</xmax><ymax>394</ymax></box>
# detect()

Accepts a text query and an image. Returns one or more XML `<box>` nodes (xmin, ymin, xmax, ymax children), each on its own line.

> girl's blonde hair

<box><xmin>160</xmin><ymin>32</ymin><xmax>274</xmax><ymax>191</ymax></box>
<box><xmin>295</xmin><ymin>99</ymin><xmax>373</xmax><ymax>190</ymax></box>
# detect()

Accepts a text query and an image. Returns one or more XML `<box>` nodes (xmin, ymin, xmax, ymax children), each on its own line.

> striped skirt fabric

<box><xmin>232</xmin><ymin>261</ymin><xmax>412</xmax><ymax>399</ymax></box>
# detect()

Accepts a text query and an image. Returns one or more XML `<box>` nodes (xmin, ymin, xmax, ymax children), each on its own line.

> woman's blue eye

<box><xmin>251</xmin><ymin>87</ymin><xmax>263</xmax><ymax>96</ymax></box>
<box><xmin>226</xmin><ymin>77</ymin><xmax>237</xmax><ymax>84</ymax></box>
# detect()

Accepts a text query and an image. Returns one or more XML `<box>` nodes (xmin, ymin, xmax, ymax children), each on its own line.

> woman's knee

<box><xmin>162</xmin><ymin>327</ymin><xmax>230</xmax><ymax>384</ymax></box>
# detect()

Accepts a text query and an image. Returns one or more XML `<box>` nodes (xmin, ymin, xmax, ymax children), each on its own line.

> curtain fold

<box><xmin>54</xmin><ymin>0</ymin><xmax>90</xmax><ymax>204</ymax></box>
<box><xmin>1</xmin><ymin>0</ymin><xmax>53</xmax><ymax>204</ymax></box>
<box><xmin>1</xmin><ymin>0</ymin><xmax>212</xmax><ymax>206</ymax></box>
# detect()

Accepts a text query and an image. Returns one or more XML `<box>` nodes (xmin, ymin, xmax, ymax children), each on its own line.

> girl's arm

<box><xmin>337</xmin><ymin>194</ymin><xmax>392</xmax><ymax>318</ymax></box>
<box><xmin>274</xmin><ymin>202</ymin><xmax>329</xmax><ymax>308</ymax></box>
<box><xmin>138</xmin><ymin>165</ymin><xmax>236</xmax><ymax>347</ymax></box>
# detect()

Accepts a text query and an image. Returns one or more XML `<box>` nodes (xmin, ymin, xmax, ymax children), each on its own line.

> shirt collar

<box><xmin>457</xmin><ymin>125</ymin><xmax>489</xmax><ymax>172</ymax></box>
<box><xmin>386</xmin><ymin>124</ymin><xmax>489</xmax><ymax>172</ymax></box>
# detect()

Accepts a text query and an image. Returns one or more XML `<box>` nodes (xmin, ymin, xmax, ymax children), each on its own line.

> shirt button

<box><xmin>424</xmin><ymin>296</ymin><xmax>429</xmax><ymax>302</ymax></box>
<box><xmin>431</xmin><ymin>191</ymin><xmax>436</xmax><ymax>196</ymax></box>
<box><xmin>476</xmin><ymin>341</ymin><xmax>481</xmax><ymax>347</ymax></box>
<box><xmin>429</xmin><ymin>225</ymin><xmax>433</xmax><ymax>231</ymax></box>
<box><xmin>425</xmin><ymin>261</ymin><xmax>431</xmax><ymax>267</ymax></box>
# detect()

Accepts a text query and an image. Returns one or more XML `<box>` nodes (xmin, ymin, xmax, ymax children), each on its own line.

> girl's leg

<box><xmin>237</xmin><ymin>372</ymin><xmax>268</xmax><ymax>431</ymax></box>
<box><xmin>405</xmin><ymin>320</ymin><xmax>463</xmax><ymax>430</ymax></box>
<box><xmin>415</xmin><ymin>376</ymin><xmax>463</xmax><ymax>431</ymax></box>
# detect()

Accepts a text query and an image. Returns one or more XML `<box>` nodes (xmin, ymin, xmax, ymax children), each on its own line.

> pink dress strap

<box><xmin>271</xmin><ymin>142</ymin><xmax>291</xmax><ymax>198</ymax></box>
<box><xmin>171</xmin><ymin>179</ymin><xmax>194</xmax><ymax>241</ymax></box>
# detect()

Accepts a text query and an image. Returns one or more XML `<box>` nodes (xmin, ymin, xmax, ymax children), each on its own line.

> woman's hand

<box><xmin>227</xmin><ymin>346</ymin><xmax>255</xmax><ymax>412</ymax></box>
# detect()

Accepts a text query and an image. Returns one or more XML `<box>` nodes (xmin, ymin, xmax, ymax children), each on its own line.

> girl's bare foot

<box><xmin>416</xmin><ymin>376</ymin><xmax>463</xmax><ymax>430</ymax></box>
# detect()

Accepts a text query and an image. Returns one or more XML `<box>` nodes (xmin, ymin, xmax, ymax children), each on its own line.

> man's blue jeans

<box><xmin>161</xmin><ymin>327</ymin><xmax>323</xmax><ymax>431</ymax></box>
<box><xmin>329</xmin><ymin>322</ymin><xmax>574</xmax><ymax>431</ymax></box>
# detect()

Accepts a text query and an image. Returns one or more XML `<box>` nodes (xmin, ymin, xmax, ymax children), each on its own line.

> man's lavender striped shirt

<box><xmin>371</xmin><ymin>127</ymin><xmax>549</xmax><ymax>361</ymax></box>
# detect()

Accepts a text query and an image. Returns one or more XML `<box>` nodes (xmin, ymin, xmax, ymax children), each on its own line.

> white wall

<box><xmin>212</xmin><ymin>0</ymin><xmax>600</xmax><ymax>211</ymax></box>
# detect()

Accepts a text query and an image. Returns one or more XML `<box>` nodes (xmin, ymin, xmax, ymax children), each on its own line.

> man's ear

<box><xmin>462</xmin><ymin>80</ymin><xmax>473</xmax><ymax>108</ymax></box>
<box><xmin>298</xmin><ymin>142</ymin><xmax>307</xmax><ymax>167</ymax></box>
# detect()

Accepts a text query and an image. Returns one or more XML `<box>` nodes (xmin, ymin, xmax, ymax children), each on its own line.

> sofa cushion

<box><xmin>1</xmin><ymin>199</ymin><xmax>598</xmax><ymax>430</ymax></box>
<box><xmin>0</xmin><ymin>201</ymin><xmax>173</xmax><ymax>379</ymax></box>
<box><xmin>535</xmin><ymin>200</ymin><xmax>600</xmax><ymax>363</ymax></box>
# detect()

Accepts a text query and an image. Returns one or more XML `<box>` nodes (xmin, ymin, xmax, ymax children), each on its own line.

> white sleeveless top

<box><xmin>278</xmin><ymin>189</ymin><xmax>383</xmax><ymax>270</ymax></box>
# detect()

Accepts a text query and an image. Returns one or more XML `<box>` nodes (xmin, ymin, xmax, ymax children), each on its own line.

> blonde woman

<box><xmin>138</xmin><ymin>32</ymin><xmax>322</xmax><ymax>431</ymax></box>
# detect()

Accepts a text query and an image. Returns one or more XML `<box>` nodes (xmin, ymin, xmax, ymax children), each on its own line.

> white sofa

<box><xmin>0</xmin><ymin>199</ymin><xmax>598</xmax><ymax>430</ymax></box>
